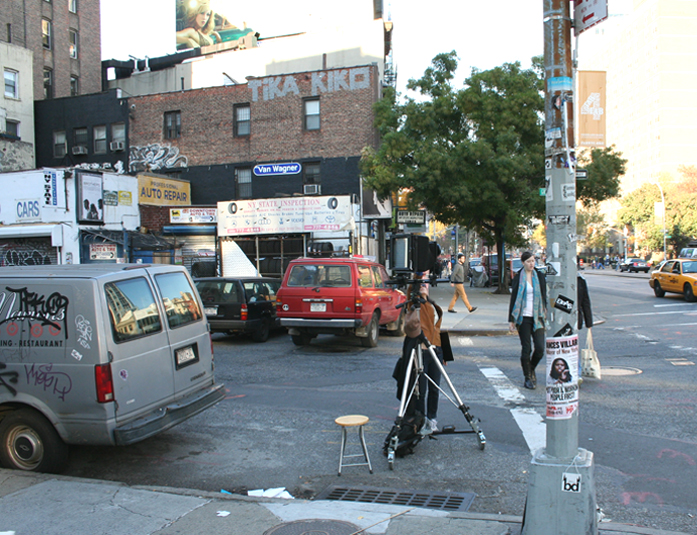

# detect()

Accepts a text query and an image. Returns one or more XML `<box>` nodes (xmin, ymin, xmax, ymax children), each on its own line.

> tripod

<box><xmin>385</xmin><ymin>331</ymin><xmax>486</xmax><ymax>470</ymax></box>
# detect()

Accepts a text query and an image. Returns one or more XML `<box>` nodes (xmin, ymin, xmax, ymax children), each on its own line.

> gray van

<box><xmin>0</xmin><ymin>264</ymin><xmax>225</xmax><ymax>473</ymax></box>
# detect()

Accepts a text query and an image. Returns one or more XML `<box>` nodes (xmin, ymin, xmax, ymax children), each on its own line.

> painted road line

<box><xmin>480</xmin><ymin>366</ymin><xmax>545</xmax><ymax>454</ymax></box>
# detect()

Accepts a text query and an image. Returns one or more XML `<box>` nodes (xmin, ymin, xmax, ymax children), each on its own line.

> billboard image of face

<box><xmin>175</xmin><ymin>0</ymin><xmax>256</xmax><ymax>51</ymax></box>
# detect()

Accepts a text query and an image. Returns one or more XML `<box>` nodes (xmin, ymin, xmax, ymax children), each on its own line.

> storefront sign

<box><xmin>170</xmin><ymin>207</ymin><xmax>217</xmax><ymax>223</ymax></box>
<box><xmin>16</xmin><ymin>199</ymin><xmax>41</xmax><ymax>221</ymax></box>
<box><xmin>103</xmin><ymin>191</ymin><xmax>119</xmax><ymax>206</ymax></box>
<box><xmin>218</xmin><ymin>195</ymin><xmax>354</xmax><ymax>235</ymax></box>
<box><xmin>253</xmin><ymin>162</ymin><xmax>301</xmax><ymax>176</ymax></box>
<box><xmin>119</xmin><ymin>191</ymin><xmax>133</xmax><ymax>206</ymax></box>
<box><xmin>138</xmin><ymin>175</ymin><xmax>190</xmax><ymax>206</ymax></box>
<box><xmin>90</xmin><ymin>243</ymin><xmax>117</xmax><ymax>260</ymax></box>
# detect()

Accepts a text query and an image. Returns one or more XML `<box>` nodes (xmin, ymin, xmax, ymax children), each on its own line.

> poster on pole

<box><xmin>578</xmin><ymin>71</ymin><xmax>606</xmax><ymax>147</ymax></box>
<box><xmin>546</xmin><ymin>335</ymin><xmax>579</xmax><ymax>420</ymax></box>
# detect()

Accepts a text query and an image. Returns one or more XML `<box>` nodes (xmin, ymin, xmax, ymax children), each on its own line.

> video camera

<box><xmin>388</xmin><ymin>234</ymin><xmax>443</xmax><ymax>302</ymax></box>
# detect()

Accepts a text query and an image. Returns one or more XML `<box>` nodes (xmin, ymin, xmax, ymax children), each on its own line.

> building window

<box><xmin>94</xmin><ymin>125</ymin><xmax>107</xmax><ymax>154</ymax></box>
<box><xmin>112</xmin><ymin>123</ymin><xmax>125</xmax><ymax>142</ymax></box>
<box><xmin>234</xmin><ymin>104</ymin><xmax>251</xmax><ymax>137</ymax></box>
<box><xmin>69</xmin><ymin>30</ymin><xmax>78</xmax><ymax>58</ymax></box>
<box><xmin>237</xmin><ymin>168</ymin><xmax>252</xmax><ymax>199</ymax></box>
<box><xmin>4</xmin><ymin>69</ymin><xmax>18</xmax><ymax>99</ymax></box>
<box><xmin>6</xmin><ymin>120</ymin><xmax>19</xmax><ymax>137</ymax></box>
<box><xmin>304</xmin><ymin>162</ymin><xmax>321</xmax><ymax>184</ymax></box>
<box><xmin>43</xmin><ymin>69</ymin><xmax>53</xmax><ymax>99</ymax></box>
<box><xmin>74</xmin><ymin>127</ymin><xmax>88</xmax><ymax>147</ymax></box>
<box><xmin>70</xmin><ymin>76</ymin><xmax>79</xmax><ymax>96</ymax></box>
<box><xmin>304</xmin><ymin>98</ymin><xmax>320</xmax><ymax>131</ymax></box>
<box><xmin>6</xmin><ymin>23</ymin><xmax>11</xmax><ymax>43</ymax></box>
<box><xmin>69</xmin><ymin>0</ymin><xmax>77</xmax><ymax>13</ymax></box>
<box><xmin>164</xmin><ymin>111</ymin><xmax>181</xmax><ymax>139</ymax></box>
<box><xmin>42</xmin><ymin>19</ymin><xmax>52</xmax><ymax>49</ymax></box>
<box><xmin>53</xmin><ymin>131</ymin><xmax>66</xmax><ymax>158</ymax></box>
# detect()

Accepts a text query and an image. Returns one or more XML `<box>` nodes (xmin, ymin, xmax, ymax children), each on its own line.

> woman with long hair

<box><xmin>176</xmin><ymin>0</ymin><xmax>222</xmax><ymax>49</ymax></box>
<box><xmin>508</xmin><ymin>251</ymin><xmax>547</xmax><ymax>389</ymax></box>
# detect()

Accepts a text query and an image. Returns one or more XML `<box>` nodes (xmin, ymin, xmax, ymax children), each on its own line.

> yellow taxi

<box><xmin>649</xmin><ymin>258</ymin><xmax>697</xmax><ymax>301</ymax></box>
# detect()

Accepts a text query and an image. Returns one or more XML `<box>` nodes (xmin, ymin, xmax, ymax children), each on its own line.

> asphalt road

<box><xmin>62</xmin><ymin>269</ymin><xmax>697</xmax><ymax>534</ymax></box>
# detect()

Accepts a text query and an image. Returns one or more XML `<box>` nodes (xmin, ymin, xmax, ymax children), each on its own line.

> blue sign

<box><xmin>253</xmin><ymin>162</ymin><xmax>301</xmax><ymax>176</ymax></box>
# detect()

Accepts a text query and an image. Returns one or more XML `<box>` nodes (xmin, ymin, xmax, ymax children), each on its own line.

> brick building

<box><xmin>128</xmin><ymin>64</ymin><xmax>381</xmax><ymax>205</ymax></box>
<box><xmin>1</xmin><ymin>0</ymin><xmax>101</xmax><ymax>100</ymax></box>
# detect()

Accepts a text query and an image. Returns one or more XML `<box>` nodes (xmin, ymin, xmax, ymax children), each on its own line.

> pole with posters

<box><xmin>521</xmin><ymin>1</ymin><xmax>597</xmax><ymax>533</ymax></box>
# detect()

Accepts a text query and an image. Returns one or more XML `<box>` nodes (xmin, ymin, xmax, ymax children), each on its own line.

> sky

<box><xmin>100</xmin><ymin>0</ymin><xmax>548</xmax><ymax>96</ymax></box>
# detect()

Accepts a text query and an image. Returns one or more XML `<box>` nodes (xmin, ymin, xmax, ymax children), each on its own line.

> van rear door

<box><xmin>103</xmin><ymin>273</ymin><xmax>176</xmax><ymax>424</ymax></box>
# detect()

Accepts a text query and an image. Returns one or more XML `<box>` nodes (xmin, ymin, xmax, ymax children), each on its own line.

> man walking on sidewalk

<box><xmin>448</xmin><ymin>253</ymin><xmax>477</xmax><ymax>314</ymax></box>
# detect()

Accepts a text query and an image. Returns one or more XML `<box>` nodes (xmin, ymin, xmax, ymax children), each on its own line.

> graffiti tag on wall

<box><xmin>129</xmin><ymin>144</ymin><xmax>188</xmax><ymax>173</ymax></box>
<box><xmin>0</xmin><ymin>241</ymin><xmax>54</xmax><ymax>266</ymax></box>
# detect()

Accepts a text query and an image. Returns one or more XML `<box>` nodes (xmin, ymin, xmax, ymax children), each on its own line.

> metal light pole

<box><xmin>522</xmin><ymin>2</ymin><xmax>597</xmax><ymax>533</ymax></box>
<box><xmin>655</xmin><ymin>182</ymin><xmax>667</xmax><ymax>260</ymax></box>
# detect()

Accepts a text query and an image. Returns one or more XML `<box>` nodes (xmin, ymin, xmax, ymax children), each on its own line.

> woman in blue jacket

<box><xmin>508</xmin><ymin>251</ymin><xmax>547</xmax><ymax>389</ymax></box>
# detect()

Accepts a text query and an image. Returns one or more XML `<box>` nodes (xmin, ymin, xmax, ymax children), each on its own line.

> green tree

<box><xmin>576</xmin><ymin>147</ymin><xmax>627</xmax><ymax>207</ymax></box>
<box><xmin>362</xmin><ymin>52</ymin><xmax>545</xmax><ymax>292</ymax></box>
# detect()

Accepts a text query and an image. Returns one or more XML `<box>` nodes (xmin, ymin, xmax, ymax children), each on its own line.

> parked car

<box><xmin>0</xmin><ymin>264</ymin><xmax>225</xmax><ymax>473</ymax></box>
<box><xmin>467</xmin><ymin>257</ymin><xmax>481</xmax><ymax>280</ymax></box>
<box><xmin>508</xmin><ymin>257</ymin><xmax>523</xmax><ymax>284</ymax></box>
<box><xmin>195</xmin><ymin>277</ymin><xmax>281</xmax><ymax>343</ymax></box>
<box><xmin>275</xmin><ymin>257</ymin><xmax>407</xmax><ymax>347</ymax></box>
<box><xmin>481</xmin><ymin>253</ymin><xmax>511</xmax><ymax>286</ymax></box>
<box><xmin>649</xmin><ymin>259</ymin><xmax>697</xmax><ymax>301</ymax></box>
<box><xmin>619</xmin><ymin>258</ymin><xmax>650</xmax><ymax>273</ymax></box>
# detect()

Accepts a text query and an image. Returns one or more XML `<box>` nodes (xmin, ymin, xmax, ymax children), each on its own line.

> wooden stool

<box><xmin>335</xmin><ymin>415</ymin><xmax>373</xmax><ymax>475</ymax></box>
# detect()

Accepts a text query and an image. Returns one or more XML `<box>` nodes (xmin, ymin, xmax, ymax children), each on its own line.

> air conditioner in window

<box><xmin>110</xmin><ymin>141</ymin><xmax>125</xmax><ymax>152</ymax></box>
<box><xmin>71</xmin><ymin>145</ymin><xmax>88</xmax><ymax>155</ymax></box>
<box><xmin>303</xmin><ymin>184</ymin><xmax>321</xmax><ymax>195</ymax></box>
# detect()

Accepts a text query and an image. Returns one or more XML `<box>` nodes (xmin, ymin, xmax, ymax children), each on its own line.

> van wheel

<box><xmin>0</xmin><ymin>408</ymin><xmax>69</xmax><ymax>473</ymax></box>
<box><xmin>361</xmin><ymin>313</ymin><xmax>379</xmax><ymax>348</ymax></box>
<box><xmin>291</xmin><ymin>333</ymin><xmax>312</xmax><ymax>346</ymax></box>
<box><xmin>684</xmin><ymin>284</ymin><xmax>696</xmax><ymax>302</ymax></box>
<box><xmin>653</xmin><ymin>281</ymin><xmax>665</xmax><ymax>297</ymax></box>
<box><xmin>252</xmin><ymin>318</ymin><xmax>270</xmax><ymax>343</ymax></box>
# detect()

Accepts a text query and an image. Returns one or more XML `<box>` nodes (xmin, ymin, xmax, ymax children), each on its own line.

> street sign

<box><xmin>575</xmin><ymin>169</ymin><xmax>588</xmax><ymax>180</ymax></box>
<box><xmin>574</xmin><ymin>0</ymin><xmax>608</xmax><ymax>35</ymax></box>
<box><xmin>396</xmin><ymin>210</ymin><xmax>426</xmax><ymax>225</ymax></box>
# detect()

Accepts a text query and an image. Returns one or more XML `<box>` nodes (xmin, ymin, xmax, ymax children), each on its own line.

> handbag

<box><xmin>581</xmin><ymin>328</ymin><xmax>601</xmax><ymax>379</ymax></box>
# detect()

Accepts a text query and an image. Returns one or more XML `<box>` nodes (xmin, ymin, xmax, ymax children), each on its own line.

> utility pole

<box><xmin>522</xmin><ymin>1</ymin><xmax>597</xmax><ymax>533</ymax></box>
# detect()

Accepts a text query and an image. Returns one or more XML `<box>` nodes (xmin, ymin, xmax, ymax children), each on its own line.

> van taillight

<box><xmin>355</xmin><ymin>298</ymin><xmax>363</xmax><ymax>314</ymax></box>
<box><xmin>241</xmin><ymin>303</ymin><xmax>248</xmax><ymax>321</ymax></box>
<box><xmin>95</xmin><ymin>364</ymin><xmax>114</xmax><ymax>403</ymax></box>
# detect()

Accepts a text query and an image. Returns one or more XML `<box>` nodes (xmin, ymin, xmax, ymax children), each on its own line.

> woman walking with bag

<box><xmin>508</xmin><ymin>252</ymin><xmax>547</xmax><ymax>389</ymax></box>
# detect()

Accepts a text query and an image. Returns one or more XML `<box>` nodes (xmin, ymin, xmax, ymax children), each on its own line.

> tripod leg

<box><xmin>424</xmin><ymin>344</ymin><xmax>486</xmax><ymax>450</ymax></box>
<box><xmin>388</xmin><ymin>347</ymin><xmax>421</xmax><ymax>469</ymax></box>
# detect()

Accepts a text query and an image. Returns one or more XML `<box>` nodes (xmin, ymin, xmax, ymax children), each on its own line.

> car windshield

<box><xmin>287</xmin><ymin>264</ymin><xmax>352</xmax><ymax>287</ymax></box>
<box><xmin>683</xmin><ymin>261</ymin><xmax>697</xmax><ymax>274</ymax></box>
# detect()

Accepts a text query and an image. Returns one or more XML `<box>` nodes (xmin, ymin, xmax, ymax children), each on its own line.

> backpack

<box><xmin>383</xmin><ymin>399</ymin><xmax>425</xmax><ymax>458</ymax></box>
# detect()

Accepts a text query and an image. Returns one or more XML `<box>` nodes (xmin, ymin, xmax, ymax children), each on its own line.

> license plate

<box><xmin>310</xmin><ymin>302</ymin><xmax>326</xmax><ymax>312</ymax></box>
<box><xmin>175</xmin><ymin>345</ymin><xmax>198</xmax><ymax>369</ymax></box>
<box><xmin>204</xmin><ymin>306</ymin><xmax>218</xmax><ymax>316</ymax></box>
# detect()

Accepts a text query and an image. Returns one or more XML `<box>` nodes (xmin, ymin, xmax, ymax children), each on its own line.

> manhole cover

<box><xmin>601</xmin><ymin>366</ymin><xmax>643</xmax><ymax>376</ymax></box>
<box><xmin>263</xmin><ymin>519</ymin><xmax>360</xmax><ymax>535</ymax></box>
<box><xmin>315</xmin><ymin>485</ymin><xmax>474</xmax><ymax>512</ymax></box>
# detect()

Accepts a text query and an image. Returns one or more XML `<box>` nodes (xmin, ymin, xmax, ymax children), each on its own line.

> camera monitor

<box><xmin>390</xmin><ymin>234</ymin><xmax>439</xmax><ymax>273</ymax></box>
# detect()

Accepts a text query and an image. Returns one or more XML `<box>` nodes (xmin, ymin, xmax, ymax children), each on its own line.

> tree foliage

<box><xmin>576</xmin><ymin>147</ymin><xmax>627</xmax><ymax>207</ymax></box>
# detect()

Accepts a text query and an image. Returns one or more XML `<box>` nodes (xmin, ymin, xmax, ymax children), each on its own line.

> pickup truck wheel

<box><xmin>291</xmin><ymin>333</ymin><xmax>312</xmax><ymax>346</ymax></box>
<box><xmin>252</xmin><ymin>318</ymin><xmax>270</xmax><ymax>343</ymax></box>
<box><xmin>0</xmin><ymin>408</ymin><xmax>69</xmax><ymax>473</ymax></box>
<box><xmin>361</xmin><ymin>313</ymin><xmax>379</xmax><ymax>348</ymax></box>
<box><xmin>684</xmin><ymin>284</ymin><xmax>696</xmax><ymax>302</ymax></box>
<box><xmin>653</xmin><ymin>281</ymin><xmax>665</xmax><ymax>297</ymax></box>
<box><xmin>388</xmin><ymin>309</ymin><xmax>405</xmax><ymax>337</ymax></box>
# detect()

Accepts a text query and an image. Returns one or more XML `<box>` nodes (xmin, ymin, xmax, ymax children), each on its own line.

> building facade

<box><xmin>0</xmin><ymin>0</ymin><xmax>102</xmax><ymax>101</ymax></box>
<box><xmin>1</xmin><ymin>41</ymin><xmax>35</xmax><ymax>170</ymax></box>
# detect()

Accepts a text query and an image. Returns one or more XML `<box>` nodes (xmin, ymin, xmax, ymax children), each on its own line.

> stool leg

<box><xmin>338</xmin><ymin>427</ymin><xmax>347</xmax><ymax>476</ymax></box>
<box><xmin>358</xmin><ymin>425</ymin><xmax>373</xmax><ymax>474</ymax></box>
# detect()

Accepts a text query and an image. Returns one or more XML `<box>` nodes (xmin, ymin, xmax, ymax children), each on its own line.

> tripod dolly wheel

<box><xmin>477</xmin><ymin>431</ymin><xmax>486</xmax><ymax>450</ymax></box>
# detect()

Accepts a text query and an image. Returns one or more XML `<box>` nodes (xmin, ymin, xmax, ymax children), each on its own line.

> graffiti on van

<box><xmin>0</xmin><ymin>287</ymin><xmax>69</xmax><ymax>337</ymax></box>
<box><xmin>75</xmin><ymin>315</ymin><xmax>92</xmax><ymax>349</ymax></box>
<box><xmin>0</xmin><ymin>362</ymin><xmax>19</xmax><ymax>396</ymax></box>
<box><xmin>25</xmin><ymin>363</ymin><xmax>72</xmax><ymax>401</ymax></box>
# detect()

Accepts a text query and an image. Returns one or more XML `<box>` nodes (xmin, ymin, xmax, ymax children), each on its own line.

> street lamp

<box><xmin>654</xmin><ymin>182</ymin><xmax>667</xmax><ymax>261</ymax></box>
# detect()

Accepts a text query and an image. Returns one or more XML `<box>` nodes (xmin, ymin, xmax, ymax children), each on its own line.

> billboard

<box><xmin>175</xmin><ymin>0</ymin><xmax>256</xmax><ymax>51</ymax></box>
<box><xmin>578</xmin><ymin>71</ymin><xmax>606</xmax><ymax>148</ymax></box>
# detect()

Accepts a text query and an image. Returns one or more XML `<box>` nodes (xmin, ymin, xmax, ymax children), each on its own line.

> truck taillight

<box><xmin>276</xmin><ymin>297</ymin><xmax>282</xmax><ymax>312</ymax></box>
<box><xmin>95</xmin><ymin>364</ymin><xmax>114</xmax><ymax>403</ymax></box>
<box><xmin>241</xmin><ymin>303</ymin><xmax>248</xmax><ymax>321</ymax></box>
<box><xmin>355</xmin><ymin>298</ymin><xmax>363</xmax><ymax>314</ymax></box>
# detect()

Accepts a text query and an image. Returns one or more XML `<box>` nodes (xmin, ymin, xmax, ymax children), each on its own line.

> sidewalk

<box><xmin>0</xmin><ymin>469</ymin><xmax>688</xmax><ymax>535</ymax></box>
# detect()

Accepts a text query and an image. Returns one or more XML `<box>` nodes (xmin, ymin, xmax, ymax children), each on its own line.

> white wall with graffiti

<box><xmin>0</xmin><ymin>168</ymin><xmax>140</xmax><ymax>266</ymax></box>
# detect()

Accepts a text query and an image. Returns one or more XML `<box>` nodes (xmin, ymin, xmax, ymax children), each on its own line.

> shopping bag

<box><xmin>581</xmin><ymin>328</ymin><xmax>601</xmax><ymax>379</ymax></box>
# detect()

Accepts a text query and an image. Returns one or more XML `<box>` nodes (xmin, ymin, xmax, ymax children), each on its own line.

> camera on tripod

<box><xmin>388</xmin><ymin>234</ymin><xmax>442</xmax><ymax>296</ymax></box>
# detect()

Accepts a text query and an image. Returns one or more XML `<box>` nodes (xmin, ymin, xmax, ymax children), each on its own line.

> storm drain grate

<box><xmin>315</xmin><ymin>485</ymin><xmax>475</xmax><ymax>512</ymax></box>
